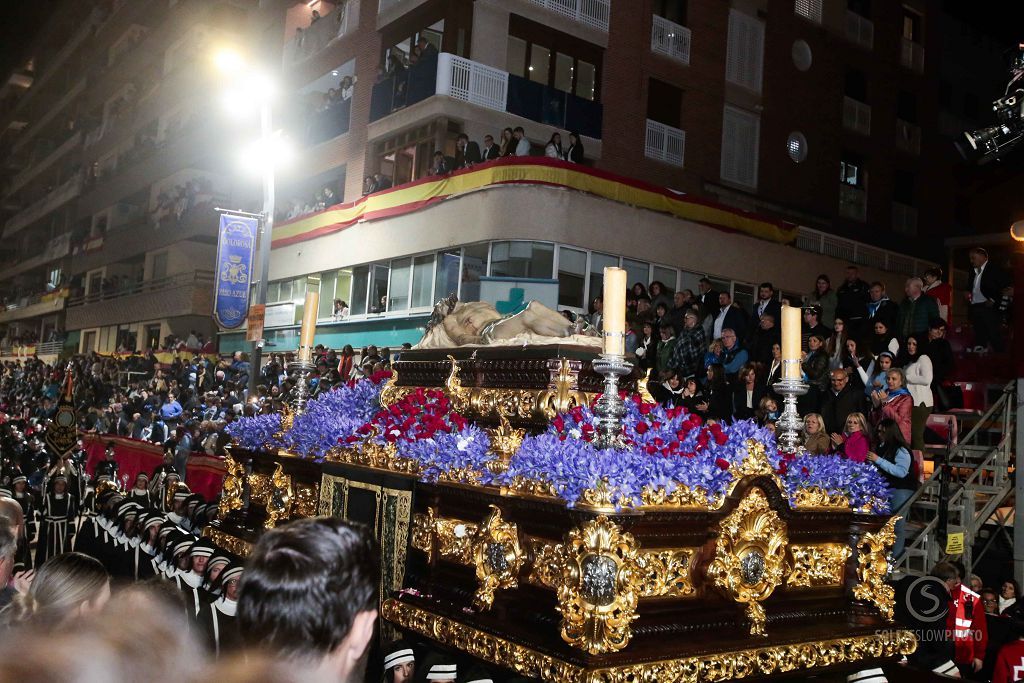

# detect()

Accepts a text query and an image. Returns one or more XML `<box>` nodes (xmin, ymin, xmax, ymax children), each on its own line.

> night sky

<box><xmin>0</xmin><ymin>2</ymin><xmax>56</xmax><ymax>77</ymax></box>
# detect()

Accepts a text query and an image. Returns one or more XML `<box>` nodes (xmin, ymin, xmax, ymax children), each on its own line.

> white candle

<box><xmin>298</xmin><ymin>289</ymin><xmax>319</xmax><ymax>361</ymax></box>
<box><xmin>781</xmin><ymin>304</ymin><xmax>801</xmax><ymax>379</ymax></box>
<box><xmin>602</xmin><ymin>267</ymin><xmax>627</xmax><ymax>356</ymax></box>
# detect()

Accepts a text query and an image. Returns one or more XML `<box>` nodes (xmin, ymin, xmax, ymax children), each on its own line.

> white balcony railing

<box><xmin>650</xmin><ymin>15</ymin><xmax>692</xmax><ymax>65</ymax></box>
<box><xmin>838</xmin><ymin>184</ymin><xmax>867</xmax><ymax>222</ymax></box>
<box><xmin>794</xmin><ymin>225</ymin><xmax>935</xmax><ymax>275</ymax></box>
<box><xmin>283</xmin><ymin>3</ymin><xmax>352</xmax><ymax>66</ymax></box>
<box><xmin>794</xmin><ymin>0</ymin><xmax>822</xmax><ymax>23</ymax></box>
<box><xmin>644</xmin><ymin>119</ymin><xmax>686</xmax><ymax>167</ymax></box>
<box><xmin>845</xmin><ymin>10</ymin><xmax>873</xmax><ymax>49</ymax></box>
<box><xmin>436</xmin><ymin>53</ymin><xmax>508</xmax><ymax>112</ymax></box>
<box><xmin>526</xmin><ymin>0</ymin><xmax>611</xmax><ymax>32</ymax></box>
<box><xmin>901</xmin><ymin>38</ymin><xmax>925</xmax><ymax>72</ymax></box>
<box><xmin>842</xmin><ymin>96</ymin><xmax>871</xmax><ymax>135</ymax></box>
<box><xmin>892</xmin><ymin>202</ymin><xmax>918</xmax><ymax>236</ymax></box>
<box><xmin>3</xmin><ymin>174</ymin><xmax>83</xmax><ymax>238</ymax></box>
<box><xmin>896</xmin><ymin>119</ymin><xmax>921</xmax><ymax>154</ymax></box>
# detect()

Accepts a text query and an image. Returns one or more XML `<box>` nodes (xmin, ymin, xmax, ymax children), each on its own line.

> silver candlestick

<box><xmin>772</xmin><ymin>359</ymin><xmax>808</xmax><ymax>454</ymax></box>
<box><xmin>592</xmin><ymin>350</ymin><xmax>633</xmax><ymax>449</ymax></box>
<box><xmin>288</xmin><ymin>357</ymin><xmax>316</xmax><ymax>415</ymax></box>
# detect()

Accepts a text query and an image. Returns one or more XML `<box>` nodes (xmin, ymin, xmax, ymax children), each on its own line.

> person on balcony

<box><xmin>499</xmin><ymin>127</ymin><xmax>515</xmax><ymax>157</ymax></box>
<box><xmin>544</xmin><ymin>132</ymin><xmax>563</xmax><ymax>159</ymax></box>
<box><xmin>416</xmin><ymin>36</ymin><xmax>438</xmax><ymax>61</ymax></box>
<box><xmin>512</xmin><ymin>127</ymin><xmax>530</xmax><ymax>156</ymax></box>
<box><xmin>454</xmin><ymin>134</ymin><xmax>480</xmax><ymax>169</ymax></box>
<box><xmin>866</xmin><ymin>418</ymin><xmax>917</xmax><ymax>560</ymax></box>
<box><xmin>481</xmin><ymin>134</ymin><xmax>500</xmax><ymax>161</ymax></box>
<box><xmin>565</xmin><ymin>132</ymin><xmax>584</xmax><ymax>163</ymax></box>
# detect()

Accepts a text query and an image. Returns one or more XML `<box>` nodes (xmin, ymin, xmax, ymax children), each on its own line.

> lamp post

<box><xmin>249</xmin><ymin>98</ymin><xmax>274</xmax><ymax>400</ymax></box>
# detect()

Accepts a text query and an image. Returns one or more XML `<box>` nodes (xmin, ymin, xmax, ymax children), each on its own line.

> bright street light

<box><xmin>213</xmin><ymin>47</ymin><xmax>245</xmax><ymax>74</ymax></box>
<box><xmin>239</xmin><ymin>131</ymin><xmax>294</xmax><ymax>173</ymax></box>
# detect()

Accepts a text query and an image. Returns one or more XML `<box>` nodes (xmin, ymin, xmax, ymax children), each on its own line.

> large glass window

<box><xmin>575</xmin><ymin>60</ymin><xmax>596</xmax><ymax>101</ymax></box>
<box><xmin>652</xmin><ymin>266</ymin><xmax>676</xmax><ymax>293</ymax></box>
<box><xmin>557</xmin><ymin>247</ymin><xmax>587</xmax><ymax>309</ymax></box>
<box><xmin>555</xmin><ymin>53</ymin><xmax>574</xmax><ymax>93</ymax></box>
<box><xmin>336</xmin><ymin>269</ymin><xmax>352</xmax><ymax>309</ymax></box>
<box><xmin>528</xmin><ymin>45</ymin><xmax>550</xmax><ymax>84</ymax></box>
<box><xmin>622</xmin><ymin>259</ymin><xmax>650</xmax><ymax>292</ymax></box>
<box><xmin>461</xmin><ymin>244</ymin><xmax>488</xmax><ymax>301</ymax></box>
<box><xmin>490</xmin><ymin>241</ymin><xmax>554</xmax><ymax>279</ymax></box>
<box><xmin>351</xmin><ymin>265</ymin><xmax>369</xmax><ymax>315</ymax></box>
<box><xmin>411</xmin><ymin>254</ymin><xmax>435</xmax><ymax>308</ymax></box>
<box><xmin>389</xmin><ymin>258</ymin><xmax>411</xmax><ymax>311</ymax></box>
<box><xmin>435</xmin><ymin>250</ymin><xmax>460</xmax><ymax>302</ymax></box>
<box><xmin>267</xmin><ymin>281</ymin><xmax>281</xmax><ymax>303</ymax></box>
<box><xmin>370</xmin><ymin>264</ymin><xmax>389</xmax><ymax>313</ymax></box>
<box><xmin>318</xmin><ymin>271</ymin><xmax>337</xmax><ymax>319</ymax></box>
<box><xmin>507</xmin><ymin>37</ymin><xmax>527</xmax><ymax>78</ymax></box>
<box><xmin>589</xmin><ymin>252</ymin><xmax>618</xmax><ymax>311</ymax></box>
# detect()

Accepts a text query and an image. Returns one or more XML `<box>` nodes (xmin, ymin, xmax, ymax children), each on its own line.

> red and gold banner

<box><xmin>272</xmin><ymin>157</ymin><xmax>796</xmax><ymax>249</ymax></box>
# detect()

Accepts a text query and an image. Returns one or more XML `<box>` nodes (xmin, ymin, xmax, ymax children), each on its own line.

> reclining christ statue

<box><xmin>415</xmin><ymin>294</ymin><xmax>601</xmax><ymax>349</ymax></box>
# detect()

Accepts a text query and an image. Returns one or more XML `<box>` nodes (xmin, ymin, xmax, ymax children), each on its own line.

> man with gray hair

<box><xmin>669</xmin><ymin>309</ymin><xmax>706</xmax><ymax>380</ymax></box>
<box><xmin>896</xmin><ymin>276</ymin><xmax>939</xmax><ymax>339</ymax></box>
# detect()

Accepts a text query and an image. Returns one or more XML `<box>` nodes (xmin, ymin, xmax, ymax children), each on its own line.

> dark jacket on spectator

<box><xmin>896</xmin><ymin>295</ymin><xmax>939</xmax><ymax>339</ymax></box>
<box><xmin>669</xmin><ymin>325</ymin><xmax>706</xmax><ymax>379</ymax></box>
<box><xmin>820</xmin><ymin>384</ymin><xmax>865</xmax><ymax>435</ymax></box>
<box><xmin>565</xmin><ymin>141</ymin><xmax>584</xmax><ymax>163</ymax></box>
<box><xmin>865</xmin><ymin>297</ymin><xmax>899</xmax><ymax>330</ymax></box>
<box><xmin>732</xmin><ymin>382</ymin><xmax>767</xmax><ymax>421</ymax></box>
<box><xmin>456</xmin><ymin>142</ymin><xmax>482</xmax><ymax>168</ymax></box>
<box><xmin>923</xmin><ymin>337</ymin><xmax>955</xmax><ymax>385</ymax></box>
<box><xmin>749</xmin><ymin>325</ymin><xmax>780</xmax><ymax>365</ymax></box>
<box><xmin>482</xmin><ymin>143</ymin><xmax>501</xmax><ymax>161</ymax></box>
<box><xmin>837</xmin><ymin>278</ymin><xmax>871</xmax><ymax>322</ymax></box>
<box><xmin>801</xmin><ymin>349</ymin><xmax>830</xmax><ymax>392</ymax></box>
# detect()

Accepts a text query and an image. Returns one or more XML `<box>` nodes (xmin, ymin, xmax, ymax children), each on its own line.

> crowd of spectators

<box><xmin>150</xmin><ymin>177</ymin><xmax>216</xmax><ymax>228</ymax></box>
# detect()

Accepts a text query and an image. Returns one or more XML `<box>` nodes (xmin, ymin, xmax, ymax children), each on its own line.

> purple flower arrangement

<box><xmin>225</xmin><ymin>412</ymin><xmax>282</xmax><ymax>451</ymax></box>
<box><xmin>779</xmin><ymin>452</ymin><xmax>891</xmax><ymax>513</ymax></box>
<box><xmin>399</xmin><ymin>426</ymin><xmax>494</xmax><ymax>484</ymax></box>
<box><xmin>282</xmin><ymin>375</ymin><xmax>389</xmax><ymax>459</ymax></box>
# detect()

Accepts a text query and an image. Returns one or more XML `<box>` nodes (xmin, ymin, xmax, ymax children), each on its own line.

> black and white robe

<box><xmin>36</xmin><ymin>492</ymin><xmax>77</xmax><ymax>567</ymax></box>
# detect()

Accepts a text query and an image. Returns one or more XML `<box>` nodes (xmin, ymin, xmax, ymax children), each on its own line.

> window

<box><xmin>589</xmin><ymin>252</ymin><xmax>618</xmax><ymax>308</ymax></box>
<box><xmin>351</xmin><ymin>265</ymin><xmax>369</xmax><ymax>315</ymax></box>
<box><xmin>460</xmin><ymin>243</ymin><xmax>489</xmax><ymax>302</ymax></box>
<box><xmin>794</xmin><ymin>0</ymin><xmax>822</xmax><ymax>23</ymax></box>
<box><xmin>720</xmin><ymin>106</ymin><xmax>760</xmax><ymax>189</ymax></box>
<box><xmin>652</xmin><ymin>0</ymin><xmax>687</xmax><ymax>25</ymax></box>
<box><xmin>622</xmin><ymin>259</ymin><xmax>650</xmax><ymax>292</ymax></box>
<box><xmin>151</xmin><ymin>252</ymin><xmax>168</xmax><ymax>280</ymax></box>
<box><xmin>725</xmin><ymin>9</ymin><xmax>764</xmax><ymax>93</ymax></box>
<box><xmin>902</xmin><ymin>9</ymin><xmax>921</xmax><ymax>42</ymax></box>
<box><xmin>389</xmin><ymin>258</ymin><xmax>411</xmax><ymax>311</ymax></box>
<box><xmin>652</xmin><ymin>266</ymin><xmax>676</xmax><ymax>293</ymax></box>
<box><xmin>844</xmin><ymin>70</ymin><xmax>867</xmax><ymax>102</ymax></box>
<box><xmin>528</xmin><ymin>45</ymin><xmax>550</xmax><ymax>84</ymax></box>
<box><xmin>318</xmin><ymin>271</ymin><xmax>337</xmax><ymax>319</ymax></box>
<box><xmin>267</xmin><ymin>281</ymin><xmax>281</xmax><ymax>303</ymax></box>
<box><xmin>507</xmin><ymin>37</ymin><xmax>527</xmax><ymax>78</ymax></box>
<box><xmin>575</xmin><ymin>60</ymin><xmax>596</xmax><ymax>101</ymax></box>
<box><xmin>557</xmin><ymin>247</ymin><xmax>587</xmax><ymax>309</ymax></box>
<box><xmin>733</xmin><ymin>283</ymin><xmax>755</xmax><ymax>315</ymax></box>
<box><xmin>435</xmin><ymin>250</ymin><xmax>460</xmax><ymax>301</ymax></box>
<box><xmin>145</xmin><ymin>324</ymin><xmax>161</xmax><ymax>350</ymax></box>
<box><xmin>839</xmin><ymin>157</ymin><xmax>861</xmax><ymax>187</ymax></box>
<box><xmin>370</xmin><ymin>264</ymin><xmax>389</xmax><ymax>313</ymax></box>
<box><xmin>787</xmin><ymin>132</ymin><xmax>808</xmax><ymax>163</ymax></box>
<box><xmin>411</xmin><ymin>254</ymin><xmax>435</xmax><ymax>308</ymax></box>
<box><xmin>82</xmin><ymin>330</ymin><xmax>97</xmax><ymax>353</ymax></box>
<box><xmin>897</xmin><ymin>91</ymin><xmax>917</xmax><ymax>123</ymax></box>
<box><xmin>490</xmin><ymin>241</ymin><xmax>554</xmax><ymax>279</ymax></box>
<box><xmin>554</xmin><ymin>53</ymin><xmax>574</xmax><ymax>93</ymax></box>
<box><xmin>647</xmin><ymin>78</ymin><xmax>683</xmax><ymax>129</ymax></box>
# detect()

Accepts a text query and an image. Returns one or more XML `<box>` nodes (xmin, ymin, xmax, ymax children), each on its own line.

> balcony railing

<box><xmin>8</xmin><ymin>131</ymin><xmax>82</xmax><ymax>196</ymax></box>
<box><xmin>892</xmin><ymin>202</ymin><xmax>918</xmax><ymax>236</ymax></box>
<box><xmin>283</xmin><ymin>4</ymin><xmax>352</xmax><ymax>66</ymax></box>
<box><xmin>838</xmin><ymin>184</ymin><xmax>867</xmax><ymax>222</ymax></box>
<box><xmin>896</xmin><ymin>119</ymin><xmax>921</xmax><ymax>154</ymax></box>
<box><xmin>644</xmin><ymin>119</ymin><xmax>685</xmax><ymax>167</ymax></box>
<box><xmin>437</xmin><ymin>53</ymin><xmax>508</xmax><ymax>112</ymax></box>
<box><xmin>794</xmin><ymin>226</ymin><xmax>934</xmax><ymax>275</ymax></box>
<box><xmin>901</xmin><ymin>38</ymin><xmax>924</xmax><ymax>72</ymax></box>
<box><xmin>3</xmin><ymin>174</ymin><xmax>83</xmax><ymax>238</ymax></box>
<box><xmin>525</xmin><ymin>0</ymin><xmax>611</xmax><ymax>31</ymax></box>
<box><xmin>68</xmin><ymin>270</ymin><xmax>215</xmax><ymax>307</ymax></box>
<box><xmin>651</xmin><ymin>15</ymin><xmax>692</xmax><ymax>65</ymax></box>
<box><xmin>844</xmin><ymin>10</ymin><xmax>873</xmax><ymax>49</ymax></box>
<box><xmin>842</xmin><ymin>96</ymin><xmax>871</xmax><ymax>135</ymax></box>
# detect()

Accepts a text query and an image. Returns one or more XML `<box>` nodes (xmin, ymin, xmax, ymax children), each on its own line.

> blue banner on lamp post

<box><xmin>214</xmin><ymin>213</ymin><xmax>258</xmax><ymax>329</ymax></box>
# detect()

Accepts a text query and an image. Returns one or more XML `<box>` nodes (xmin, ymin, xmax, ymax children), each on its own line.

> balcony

<box><xmin>0</xmin><ymin>233</ymin><xmax>72</xmax><ymax>281</ymax></box>
<box><xmin>65</xmin><ymin>270</ymin><xmax>215</xmax><ymax>330</ymax></box>
<box><xmin>7</xmin><ymin>131</ymin><xmax>82</xmax><ymax>196</ymax></box>
<box><xmin>838</xmin><ymin>184</ymin><xmax>867</xmax><ymax>222</ymax></box>
<box><xmin>525</xmin><ymin>0</ymin><xmax>611</xmax><ymax>32</ymax></box>
<box><xmin>12</xmin><ymin>77</ymin><xmax>86</xmax><ymax>155</ymax></box>
<box><xmin>650</xmin><ymin>15</ymin><xmax>692</xmax><ymax>65</ymax></box>
<box><xmin>644</xmin><ymin>119</ymin><xmax>685</xmax><ymax>167</ymax></box>
<box><xmin>842</xmin><ymin>96</ymin><xmax>871</xmax><ymax>135</ymax></box>
<box><xmin>3</xmin><ymin>174</ymin><xmax>83</xmax><ymax>238</ymax></box>
<box><xmin>0</xmin><ymin>290</ymin><xmax>68</xmax><ymax>325</ymax></box>
<box><xmin>892</xmin><ymin>202</ymin><xmax>918</xmax><ymax>236</ymax></box>
<box><xmin>844</xmin><ymin>10</ymin><xmax>873</xmax><ymax>50</ymax></box>
<box><xmin>896</xmin><ymin>119</ymin><xmax>921</xmax><ymax>155</ymax></box>
<box><xmin>284</xmin><ymin>3</ymin><xmax>354</xmax><ymax>66</ymax></box>
<box><xmin>900</xmin><ymin>38</ymin><xmax>924</xmax><ymax>73</ymax></box>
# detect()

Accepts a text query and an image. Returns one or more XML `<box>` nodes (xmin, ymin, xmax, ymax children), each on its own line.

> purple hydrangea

<box><xmin>224</xmin><ymin>412</ymin><xmax>282</xmax><ymax>451</ymax></box>
<box><xmin>780</xmin><ymin>453</ymin><xmax>891</xmax><ymax>513</ymax></box>
<box><xmin>282</xmin><ymin>377</ymin><xmax>386</xmax><ymax>459</ymax></box>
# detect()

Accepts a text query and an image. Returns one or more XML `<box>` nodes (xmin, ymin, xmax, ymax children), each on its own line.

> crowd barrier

<box><xmin>82</xmin><ymin>433</ymin><xmax>226</xmax><ymax>500</ymax></box>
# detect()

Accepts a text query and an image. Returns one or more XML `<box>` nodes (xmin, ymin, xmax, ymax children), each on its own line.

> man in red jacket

<box><xmin>935</xmin><ymin>562</ymin><xmax>988</xmax><ymax>676</ymax></box>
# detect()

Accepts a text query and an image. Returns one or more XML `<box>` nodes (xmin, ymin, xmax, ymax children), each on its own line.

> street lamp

<box><xmin>213</xmin><ymin>48</ymin><xmax>283</xmax><ymax>400</ymax></box>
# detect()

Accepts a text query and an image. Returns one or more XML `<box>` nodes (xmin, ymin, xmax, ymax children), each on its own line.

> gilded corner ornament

<box><xmin>486</xmin><ymin>413</ymin><xmax>525</xmax><ymax>474</ymax></box>
<box><xmin>218</xmin><ymin>453</ymin><xmax>245</xmax><ymax>519</ymax></box>
<box><xmin>635</xmin><ymin>368</ymin><xmax>657</xmax><ymax>405</ymax></box>
<box><xmin>788</xmin><ymin>543</ymin><xmax>851</xmax><ymax>588</ymax></box>
<box><xmin>706</xmin><ymin>487</ymin><xmax>791</xmax><ymax>636</ymax></box>
<box><xmin>556</xmin><ymin>515</ymin><xmax>640</xmax><ymax>654</ymax></box>
<box><xmin>853</xmin><ymin>516</ymin><xmax>899</xmax><ymax>621</ymax></box>
<box><xmin>263</xmin><ymin>463</ymin><xmax>293</xmax><ymax>530</ymax></box>
<box><xmin>379</xmin><ymin>367</ymin><xmax>414</xmax><ymax>408</ymax></box>
<box><xmin>472</xmin><ymin>505</ymin><xmax>524</xmax><ymax>610</ymax></box>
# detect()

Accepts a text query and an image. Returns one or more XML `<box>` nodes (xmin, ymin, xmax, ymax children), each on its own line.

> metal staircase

<box><xmin>894</xmin><ymin>380</ymin><xmax>1016</xmax><ymax>578</ymax></box>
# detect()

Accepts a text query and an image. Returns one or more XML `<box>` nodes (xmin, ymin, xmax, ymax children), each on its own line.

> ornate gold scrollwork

<box><xmin>706</xmin><ymin>487</ymin><xmax>791</xmax><ymax>636</ymax></box>
<box><xmin>445</xmin><ymin>356</ymin><xmax>472</xmax><ymax>414</ymax></box>
<box><xmin>412</xmin><ymin>507</ymin><xmax>479</xmax><ymax>566</ymax></box>
<box><xmin>853</xmin><ymin>516</ymin><xmax>899</xmax><ymax>621</ymax></box>
<box><xmin>634</xmin><ymin>548</ymin><xmax>696</xmax><ymax>598</ymax></box>
<box><xmin>411</xmin><ymin>509</ymin><xmax>436</xmax><ymax>561</ymax></box>
<box><xmin>556</xmin><ymin>515</ymin><xmax>640</xmax><ymax>654</ymax></box>
<box><xmin>486</xmin><ymin>414</ymin><xmax>525</xmax><ymax>474</ymax></box>
<box><xmin>218</xmin><ymin>453</ymin><xmax>245</xmax><ymax>519</ymax></box>
<box><xmin>291</xmin><ymin>482</ymin><xmax>319</xmax><ymax>518</ymax></box>
<box><xmin>263</xmin><ymin>464</ymin><xmax>293</xmax><ymax>530</ymax></box>
<box><xmin>791</xmin><ymin>487</ymin><xmax>851</xmax><ymax>509</ymax></box>
<box><xmin>540</xmin><ymin>358</ymin><xmax>592</xmax><ymax>419</ymax></box>
<box><xmin>379</xmin><ymin>368</ymin><xmax>415</xmax><ymax>409</ymax></box>
<box><xmin>202</xmin><ymin>527</ymin><xmax>254</xmax><ymax>558</ymax></box>
<box><xmin>788</xmin><ymin>543</ymin><xmax>851</xmax><ymax>588</ymax></box>
<box><xmin>473</xmin><ymin>506</ymin><xmax>524</xmax><ymax>610</ymax></box>
<box><xmin>381</xmin><ymin>598</ymin><xmax>917</xmax><ymax>682</ymax></box>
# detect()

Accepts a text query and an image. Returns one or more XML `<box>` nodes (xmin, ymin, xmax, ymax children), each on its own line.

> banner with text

<box><xmin>214</xmin><ymin>213</ymin><xmax>258</xmax><ymax>329</ymax></box>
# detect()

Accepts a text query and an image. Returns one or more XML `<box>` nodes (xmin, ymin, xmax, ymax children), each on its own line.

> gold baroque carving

<box><xmin>485</xmin><ymin>414</ymin><xmax>525</xmax><ymax>474</ymax></box>
<box><xmin>248</xmin><ymin>472</ymin><xmax>272</xmax><ymax>506</ymax></box>
<box><xmin>202</xmin><ymin>527</ymin><xmax>254</xmax><ymax>558</ymax></box>
<box><xmin>791</xmin><ymin>486</ymin><xmax>851</xmax><ymax>509</ymax></box>
<box><xmin>411</xmin><ymin>509</ymin><xmax>435</xmax><ymax>561</ymax></box>
<box><xmin>706</xmin><ymin>487</ymin><xmax>791</xmax><ymax>636</ymax></box>
<box><xmin>635</xmin><ymin>368</ymin><xmax>657</xmax><ymax>405</ymax></box>
<box><xmin>379</xmin><ymin>368</ymin><xmax>415</xmax><ymax>408</ymax></box>
<box><xmin>382</xmin><ymin>598</ymin><xmax>917</xmax><ymax>682</ymax></box>
<box><xmin>788</xmin><ymin>543</ymin><xmax>851</xmax><ymax>588</ymax></box>
<box><xmin>634</xmin><ymin>548</ymin><xmax>696</xmax><ymax>598</ymax></box>
<box><xmin>217</xmin><ymin>453</ymin><xmax>245</xmax><ymax>519</ymax></box>
<box><xmin>556</xmin><ymin>515</ymin><xmax>640</xmax><ymax>654</ymax></box>
<box><xmin>264</xmin><ymin>463</ymin><xmax>293</xmax><ymax>530</ymax></box>
<box><xmin>291</xmin><ymin>482</ymin><xmax>319</xmax><ymax>518</ymax></box>
<box><xmin>853</xmin><ymin>516</ymin><xmax>899</xmax><ymax>621</ymax></box>
<box><xmin>473</xmin><ymin>505</ymin><xmax>524</xmax><ymax>610</ymax></box>
<box><xmin>412</xmin><ymin>507</ymin><xmax>479</xmax><ymax>566</ymax></box>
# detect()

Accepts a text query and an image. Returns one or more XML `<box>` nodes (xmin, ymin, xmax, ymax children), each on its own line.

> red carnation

<box><xmin>715</xmin><ymin>458</ymin><xmax>730</xmax><ymax>470</ymax></box>
<box><xmin>714</xmin><ymin>431</ymin><xmax>728</xmax><ymax>446</ymax></box>
<box><xmin>638</xmin><ymin>402</ymin><xmax>653</xmax><ymax>415</ymax></box>
<box><xmin>552</xmin><ymin>415</ymin><xmax>565</xmax><ymax>432</ymax></box>
<box><xmin>635</xmin><ymin>422</ymin><xmax>649</xmax><ymax>435</ymax></box>
<box><xmin>696</xmin><ymin>433</ymin><xmax>709</xmax><ymax>449</ymax></box>
<box><xmin>644</xmin><ymin>444</ymin><xmax>658</xmax><ymax>455</ymax></box>
<box><xmin>777</xmin><ymin>461</ymin><xmax>788</xmax><ymax>475</ymax></box>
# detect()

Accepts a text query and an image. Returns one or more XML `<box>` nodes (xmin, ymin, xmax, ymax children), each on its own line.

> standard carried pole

<box><xmin>248</xmin><ymin>99</ymin><xmax>275</xmax><ymax>400</ymax></box>
<box><xmin>1014</xmin><ymin>378</ymin><xmax>1024</xmax><ymax>587</ymax></box>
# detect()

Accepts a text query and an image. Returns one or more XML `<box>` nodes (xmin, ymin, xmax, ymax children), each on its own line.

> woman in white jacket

<box><xmin>902</xmin><ymin>335</ymin><xmax>933</xmax><ymax>451</ymax></box>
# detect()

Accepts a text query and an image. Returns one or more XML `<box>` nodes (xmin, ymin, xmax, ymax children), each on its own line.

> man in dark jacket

<box><xmin>696</xmin><ymin>278</ymin><xmax>719</xmax><ymax>321</ymax></box>
<box><xmin>751</xmin><ymin>283</ymin><xmax>781</xmax><ymax>338</ymax></box>
<box><xmin>820</xmin><ymin>369</ymin><xmax>865</xmax><ymax>435</ymax></box>
<box><xmin>836</xmin><ymin>265</ymin><xmax>871</xmax><ymax>337</ymax></box>
<box><xmin>896</xmin><ymin>277</ymin><xmax>940</xmax><ymax>340</ymax></box>
<box><xmin>481</xmin><ymin>134</ymin><xmax>501</xmax><ymax>161</ymax></box>
<box><xmin>749</xmin><ymin>313</ymin><xmax>780</xmax><ymax>366</ymax></box>
<box><xmin>865</xmin><ymin>282</ymin><xmax>899</xmax><ymax>331</ymax></box>
<box><xmin>966</xmin><ymin>247</ymin><xmax>1008</xmax><ymax>351</ymax></box>
<box><xmin>712</xmin><ymin>292</ymin><xmax>748</xmax><ymax>342</ymax></box>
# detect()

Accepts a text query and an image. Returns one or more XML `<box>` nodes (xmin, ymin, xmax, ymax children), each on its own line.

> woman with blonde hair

<box><xmin>830</xmin><ymin>411</ymin><xmax>871</xmax><ymax>462</ymax></box>
<box><xmin>1</xmin><ymin>552</ymin><xmax>110</xmax><ymax>628</ymax></box>
<box><xmin>802</xmin><ymin>413</ymin><xmax>830</xmax><ymax>454</ymax></box>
